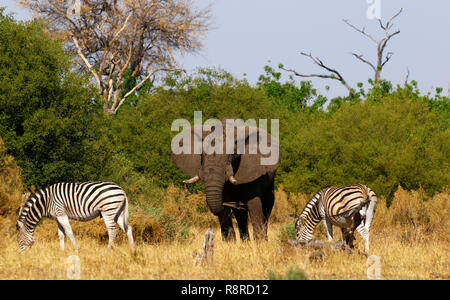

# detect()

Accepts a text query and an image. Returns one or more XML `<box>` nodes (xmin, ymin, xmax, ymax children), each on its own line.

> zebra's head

<box><xmin>295</xmin><ymin>215</ymin><xmax>314</xmax><ymax>244</ymax></box>
<box><xmin>295</xmin><ymin>215</ymin><xmax>305</xmax><ymax>241</ymax></box>
<box><xmin>17</xmin><ymin>223</ymin><xmax>35</xmax><ymax>252</ymax></box>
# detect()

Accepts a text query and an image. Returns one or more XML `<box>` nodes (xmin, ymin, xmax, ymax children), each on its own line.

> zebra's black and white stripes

<box><xmin>295</xmin><ymin>184</ymin><xmax>378</xmax><ymax>254</ymax></box>
<box><xmin>16</xmin><ymin>182</ymin><xmax>135</xmax><ymax>252</ymax></box>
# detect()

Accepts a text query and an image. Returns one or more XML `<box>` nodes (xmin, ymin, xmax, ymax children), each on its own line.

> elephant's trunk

<box><xmin>204</xmin><ymin>175</ymin><xmax>225</xmax><ymax>216</ymax></box>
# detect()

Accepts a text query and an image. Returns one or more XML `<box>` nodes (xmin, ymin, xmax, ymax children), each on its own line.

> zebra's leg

<box><xmin>324</xmin><ymin>218</ymin><xmax>333</xmax><ymax>242</ymax></box>
<box><xmin>116</xmin><ymin>213</ymin><xmax>135</xmax><ymax>253</ymax></box>
<box><xmin>341</xmin><ymin>228</ymin><xmax>355</xmax><ymax>248</ymax></box>
<box><xmin>57</xmin><ymin>221</ymin><xmax>66</xmax><ymax>251</ymax></box>
<box><xmin>101</xmin><ymin>212</ymin><xmax>117</xmax><ymax>250</ymax></box>
<box><xmin>355</xmin><ymin>223</ymin><xmax>370</xmax><ymax>254</ymax></box>
<box><xmin>341</xmin><ymin>228</ymin><xmax>348</xmax><ymax>244</ymax></box>
<box><xmin>56</xmin><ymin>215</ymin><xmax>78</xmax><ymax>252</ymax></box>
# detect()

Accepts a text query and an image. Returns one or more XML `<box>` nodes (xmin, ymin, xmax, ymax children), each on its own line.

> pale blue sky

<box><xmin>2</xmin><ymin>0</ymin><xmax>450</xmax><ymax>97</ymax></box>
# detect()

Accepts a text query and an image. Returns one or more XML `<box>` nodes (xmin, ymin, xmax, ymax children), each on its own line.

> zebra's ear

<box><xmin>22</xmin><ymin>192</ymin><xmax>31</xmax><ymax>201</ymax></box>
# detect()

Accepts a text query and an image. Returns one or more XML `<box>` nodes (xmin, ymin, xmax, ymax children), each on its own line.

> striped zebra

<box><xmin>16</xmin><ymin>182</ymin><xmax>135</xmax><ymax>253</ymax></box>
<box><xmin>295</xmin><ymin>184</ymin><xmax>378</xmax><ymax>254</ymax></box>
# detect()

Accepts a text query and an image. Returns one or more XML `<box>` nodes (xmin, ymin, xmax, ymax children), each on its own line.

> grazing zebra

<box><xmin>295</xmin><ymin>184</ymin><xmax>378</xmax><ymax>254</ymax></box>
<box><xmin>16</xmin><ymin>182</ymin><xmax>135</xmax><ymax>253</ymax></box>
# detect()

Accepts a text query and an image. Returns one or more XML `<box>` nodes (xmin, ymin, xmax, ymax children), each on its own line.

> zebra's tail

<box><xmin>114</xmin><ymin>193</ymin><xmax>130</xmax><ymax>232</ymax></box>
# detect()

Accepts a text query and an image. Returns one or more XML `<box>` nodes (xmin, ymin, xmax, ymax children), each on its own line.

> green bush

<box><xmin>0</xmin><ymin>10</ymin><xmax>101</xmax><ymax>187</ymax></box>
<box><xmin>279</xmin><ymin>92</ymin><xmax>449</xmax><ymax>200</ymax></box>
<box><xmin>268</xmin><ymin>266</ymin><xmax>307</xmax><ymax>280</ymax></box>
<box><xmin>277</xmin><ymin>222</ymin><xmax>297</xmax><ymax>244</ymax></box>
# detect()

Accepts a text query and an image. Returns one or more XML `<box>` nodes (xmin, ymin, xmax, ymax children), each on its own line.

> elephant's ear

<box><xmin>171</xmin><ymin>125</ymin><xmax>204</xmax><ymax>178</ymax></box>
<box><xmin>233</xmin><ymin>126</ymin><xmax>281</xmax><ymax>184</ymax></box>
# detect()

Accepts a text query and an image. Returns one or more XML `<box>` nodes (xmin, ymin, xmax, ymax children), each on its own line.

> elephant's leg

<box><xmin>247</xmin><ymin>197</ymin><xmax>267</xmax><ymax>240</ymax></box>
<box><xmin>262</xmin><ymin>189</ymin><xmax>275</xmax><ymax>235</ymax></box>
<box><xmin>234</xmin><ymin>208</ymin><xmax>250</xmax><ymax>241</ymax></box>
<box><xmin>218</xmin><ymin>208</ymin><xmax>236</xmax><ymax>242</ymax></box>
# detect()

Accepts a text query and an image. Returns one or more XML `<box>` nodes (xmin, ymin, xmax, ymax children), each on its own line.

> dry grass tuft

<box><xmin>0</xmin><ymin>137</ymin><xmax>24</xmax><ymax>217</ymax></box>
<box><xmin>371</xmin><ymin>186</ymin><xmax>450</xmax><ymax>245</ymax></box>
<box><xmin>271</xmin><ymin>185</ymin><xmax>309</xmax><ymax>223</ymax></box>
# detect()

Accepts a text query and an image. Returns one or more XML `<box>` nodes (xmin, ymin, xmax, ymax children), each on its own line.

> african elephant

<box><xmin>171</xmin><ymin>117</ymin><xmax>281</xmax><ymax>241</ymax></box>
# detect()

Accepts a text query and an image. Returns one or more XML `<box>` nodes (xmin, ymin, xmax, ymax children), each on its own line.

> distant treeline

<box><xmin>0</xmin><ymin>11</ymin><xmax>448</xmax><ymax>204</ymax></box>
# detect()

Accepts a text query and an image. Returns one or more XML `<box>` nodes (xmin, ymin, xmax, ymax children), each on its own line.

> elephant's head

<box><xmin>171</xmin><ymin>117</ymin><xmax>281</xmax><ymax>216</ymax></box>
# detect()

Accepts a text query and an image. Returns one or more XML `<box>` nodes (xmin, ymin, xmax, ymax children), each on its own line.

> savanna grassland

<box><xmin>1</xmin><ymin>9</ymin><xmax>449</xmax><ymax>280</ymax></box>
<box><xmin>1</xmin><ymin>184</ymin><xmax>448</xmax><ymax>280</ymax></box>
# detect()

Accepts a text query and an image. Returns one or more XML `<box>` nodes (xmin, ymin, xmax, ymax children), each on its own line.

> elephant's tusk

<box><xmin>183</xmin><ymin>176</ymin><xmax>200</xmax><ymax>184</ymax></box>
<box><xmin>229</xmin><ymin>176</ymin><xmax>238</xmax><ymax>185</ymax></box>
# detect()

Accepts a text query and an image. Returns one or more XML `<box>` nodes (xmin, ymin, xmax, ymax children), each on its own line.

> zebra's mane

<box><xmin>17</xmin><ymin>189</ymin><xmax>44</xmax><ymax>224</ymax></box>
<box><xmin>299</xmin><ymin>186</ymin><xmax>333</xmax><ymax>218</ymax></box>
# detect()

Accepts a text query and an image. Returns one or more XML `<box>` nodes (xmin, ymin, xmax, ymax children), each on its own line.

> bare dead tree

<box><xmin>20</xmin><ymin>0</ymin><xmax>211</xmax><ymax>114</ymax></box>
<box><xmin>281</xmin><ymin>8</ymin><xmax>403</xmax><ymax>93</ymax></box>
<box><xmin>344</xmin><ymin>8</ymin><xmax>403</xmax><ymax>87</ymax></box>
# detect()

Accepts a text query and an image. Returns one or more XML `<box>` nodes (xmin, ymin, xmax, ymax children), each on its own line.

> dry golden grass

<box><xmin>0</xmin><ymin>186</ymin><xmax>448</xmax><ymax>280</ymax></box>
<box><xmin>0</xmin><ymin>222</ymin><xmax>448</xmax><ymax>280</ymax></box>
<box><xmin>0</xmin><ymin>137</ymin><xmax>23</xmax><ymax>217</ymax></box>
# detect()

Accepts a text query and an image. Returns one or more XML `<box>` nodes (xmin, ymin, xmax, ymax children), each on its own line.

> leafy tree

<box><xmin>257</xmin><ymin>64</ymin><xmax>319</xmax><ymax>112</ymax></box>
<box><xmin>0</xmin><ymin>10</ymin><xmax>101</xmax><ymax>187</ymax></box>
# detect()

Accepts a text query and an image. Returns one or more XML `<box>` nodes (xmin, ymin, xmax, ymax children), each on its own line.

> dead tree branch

<box><xmin>280</xmin><ymin>52</ymin><xmax>353</xmax><ymax>92</ymax></box>
<box><xmin>403</xmin><ymin>67</ymin><xmax>410</xmax><ymax>86</ymax></box>
<box><xmin>352</xmin><ymin>53</ymin><xmax>377</xmax><ymax>72</ymax></box>
<box><xmin>342</xmin><ymin>19</ymin><xmax>378</xmax><ymax>45</ymax></box>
